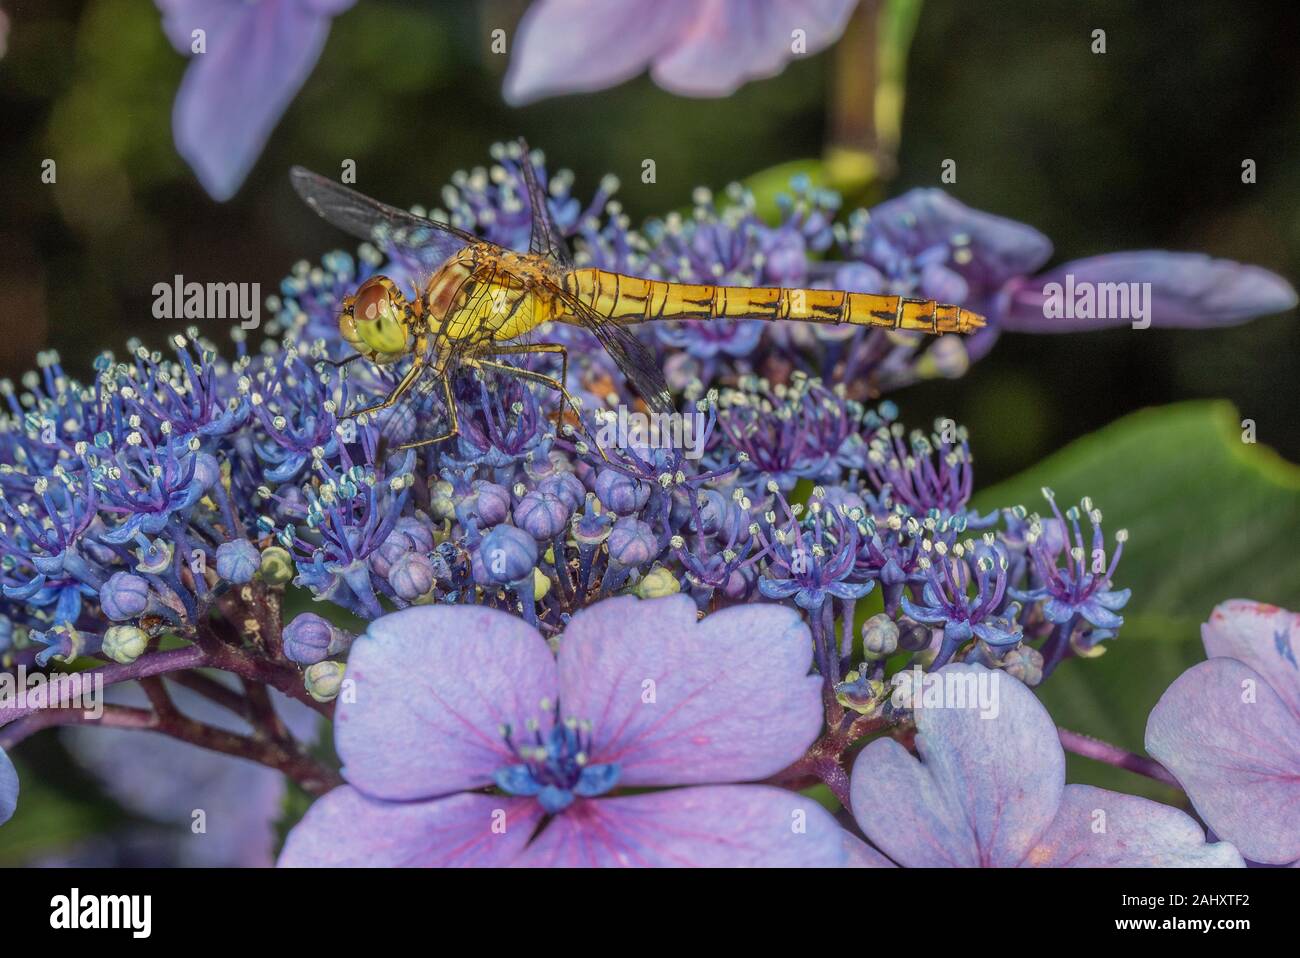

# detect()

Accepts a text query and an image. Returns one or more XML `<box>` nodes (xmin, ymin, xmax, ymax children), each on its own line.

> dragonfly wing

<box><xmin>543</xmin><ymin>280</ymin><xmax>674</xmax><ymax>416</ymax></box>
<box><xmin>290</xmin><ymin>167</ymin><xmax>482</xmax><ymax>271</ymax></box>
<box><xmin>515</xmin><ymin>138</ymin><xmax>575</xmax><ymax>269</ymax></box>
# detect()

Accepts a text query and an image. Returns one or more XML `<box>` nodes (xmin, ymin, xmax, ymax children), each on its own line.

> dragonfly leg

<box><xmin>346</xmin><ymin>359</ymin><xmax>425</xmax><ymax>421</ymax></box>
<box><xmin>315</xmin><ymin>353</ymin><xmax>365</xmax><ymax>371</ymax></box>
<box><xmin>486</xmin><ymin>343</ymin><xmax>570</xmax><ymax>425</ymax></box>
<box><xmin>467</xmin><ymin>356</ymin><xmax>609</xmax><ymax>463</ymax></box>
<box><xmin>396</xmin><ymin>374</ymin><xmax>459</xmax><ymax>449</ymax></box>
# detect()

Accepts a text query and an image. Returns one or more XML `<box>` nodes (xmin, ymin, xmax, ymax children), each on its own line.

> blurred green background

<box><xmin>1</xmin><ymin>0</ymin><xmax>1298</xmax><ymax>862</ymax></box>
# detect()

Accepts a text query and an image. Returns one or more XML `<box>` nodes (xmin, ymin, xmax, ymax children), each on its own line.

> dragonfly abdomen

<box><xmin>565</xmin><ymin>268</ymin><xmax>983</xmax><ymax>334</ymax></box>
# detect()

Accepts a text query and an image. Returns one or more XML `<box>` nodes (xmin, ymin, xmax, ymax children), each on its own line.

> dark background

<box><xmin>1</xmin><ymin>0</ymin><xmax>1297</xmax><ymax>489</ymax></box>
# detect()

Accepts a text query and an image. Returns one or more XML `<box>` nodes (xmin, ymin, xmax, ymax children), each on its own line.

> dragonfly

<box><xmin>290</xmin><ymin>139</ymin><xmax>985</xmax><ymax>452</ymax></box>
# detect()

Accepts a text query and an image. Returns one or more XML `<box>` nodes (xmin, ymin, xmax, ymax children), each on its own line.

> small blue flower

<box><xmin>754</xmin><ymin>485</ymin><xmax>873</xmax><ymax>612</ymax></box>
<box><xmin>901</xmin><ymin>538</ymin><xmax>1022</xmax><ymax>668</ymax></box>
<box><xmin>495</xmin><ymin>709</ymin><xmax>621</xmax><ymax>816</ymax></box>
<box><xmin>1009</xmin><ymin>490</ymin><xmax>1130</xmax><ymax>673</ymax></box>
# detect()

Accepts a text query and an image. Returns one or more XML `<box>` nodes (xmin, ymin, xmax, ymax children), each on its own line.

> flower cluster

<box><xmin>0</xmin><ymin>144</ymin><xmax>1289</xmax><ymax>865</ymax></box>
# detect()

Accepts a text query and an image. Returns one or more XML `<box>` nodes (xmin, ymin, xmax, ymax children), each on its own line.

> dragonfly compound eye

<box><xmin>347</xmin><ymin>277</ymin><xmax>408</xmax><ymax>355</ymax></box>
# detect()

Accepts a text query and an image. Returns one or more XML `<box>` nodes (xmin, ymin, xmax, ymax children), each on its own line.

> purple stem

<box><xmin>1057</xmin><ymin>726</ymin><xmax>1180</xmax><ymax>788</ymax></box>
<box><xmin>0</xmin><ymin>645</ymin><xmax>207</xmax><ymax>728</ymax></box>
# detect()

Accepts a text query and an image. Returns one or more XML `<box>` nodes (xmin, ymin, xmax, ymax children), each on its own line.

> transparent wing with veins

<box><xmin>290</xmin><ymin>166</ymin><xmax>488</xmax><ymax>277</ymax></box>
<box><xmin>515</xmin><ymin>137</ymin><xmax>575</xmax><ymax>268</ymax></box>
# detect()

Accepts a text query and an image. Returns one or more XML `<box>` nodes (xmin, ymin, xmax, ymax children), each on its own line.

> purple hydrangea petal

<box><xmin>1094</xmin><ymin>587</ymin><xmax>1132</xmax><ymax>611</ymax></box>
<box><xmin>503</xmin><ymin>0</ymin><xmax>686</xmax><ymax>105</ymax></box>
<box><xmin>841</xmin><ymin>832</ymin><xmax>897</xmax><ymax>868</ymax></box>
<box><xmin>868</xmin><ymin>189</ymin><xmax>1054</xmax><ymax>289</ymax></box>
<box><xmin>336</xmin><ymin>606</ymin><xmax>558</xmax><ymax>801</ymax></box>
<box><xmin>65</xmin><ymin>682</ymin><xmax>317</xmax><ymax>866</ymax></box>
<box><xmin>163</xmin><ymin>0</ymin><xmax>351</xmax><ymax>200</ymax></box>
<box><xmin>1002</xmin><ymin>252</ymin><xmax>1298</xmax><ymax>332</ymax></box>
<box><xmin>512</xmin><ymin>785</ymin><xmax>848</xmax><ymax>867</ymax></box>
<box><xmin>1146</xmin><ymin>656</ymin><xmax>1300</xmax><ymax>865</ymax></box>
<box><xmin>649</xmin><ymin>0</ymin><xmax>857</xmax><ymax>98</ymax></box>
<box><xmin>1024</xmin><ymin>784</ymin><xmax>1243</xmax><ymax>867</ymax></box>
<box><xmin>505</xmin><ymin>0</ymin><xmax>855</xmax><ymax>104</ymax></box>
<box><xmin>1200</xmin><ymin>600</ymin><xmax>1300</xmax><ymax>717</ymax></box>
<box><xmin>557</xmin><ymin>595</ymin><xmax>823</xmax><ymax>786</ymax></box>
<box><xmin>0</xmin><ymin>746</ymin><xmax>16</xmax><ymax>826</ymax></box>
<box><xmin>278</xmin><ymin>788</ymin><xmax>541</xmax><ymax>867</ymax></box>
<box><xmin>1077</xmin><ymin>599</ymin><xmax>1124</xmax><ymax>630</ymax></box>
<box><xmin>850</xmin><ymin>664</ymin><xmax>1064</xmax><ymax>866</ymax></box>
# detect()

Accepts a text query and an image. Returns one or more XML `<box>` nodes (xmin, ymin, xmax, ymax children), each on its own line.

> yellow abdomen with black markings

<box><xmin>561</xmin><ymin>268</ymin><xmax>983</xmax><ymax>334</ymax></box>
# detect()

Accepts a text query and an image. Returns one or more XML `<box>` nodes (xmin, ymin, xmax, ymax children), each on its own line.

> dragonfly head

<box><xmin>340</xmin><ymin>275</ymin><xmax>413</xmax><ymax>364</ymax></box>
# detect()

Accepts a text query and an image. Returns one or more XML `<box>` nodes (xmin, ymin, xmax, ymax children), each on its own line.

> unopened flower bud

<box><xmin>284</xmin><ymin>612</ymin><xmax>353</xmax><ymax>665</ymax></box>
<box><xmin>259</xmin><ymin>546</ymin><xmax>294</xmax><ymax>586</ymax></box>
<box><xmin>102</xmin><ymin>625</ymin><xmax>149</xmax><ymax>664</ymax></box>
<box><xmin>474</xmin><ymin>525</ymin><xmax>537</xmax><ymax>586</ymax></box>
<box><xmin>215</xmin><ymin>539</ymin><xmax>260</xmax><ymax>584</ymax></box>
<box><xmin>635</xmin><ymin>566</ymin><xmax>680</xmax><ymax>599</ymax></box>
<box><xmin>861</xmin><ymin>613</ymin><xmax>900</xmax><ymax>658</ymax></box>
<box><xmin>389</xmin><ymin>552</ymin><xmax>436</xmax><ymax>601</ymax></box>
<box><xmin>515</xmin><ymin>489</ymin><xmax>572</xmax><ymax>540</ymax></box>
<box><xmin>100</xmin><ymin>572</ymin><xmax>150</xmax><ymax>621</ymax></box>
<box><xmin>594</xmin><ymin>469</ymin><xmax>650</xmax><ymax>514</ymax></box>
<box><xmin>304</xmin><ymin>660</ymin><xmax>346</xmax><ymax>702</ymax></box>
<box><xmin>607</xmin><ymin>516</ymin><xmax>656</xmax><ymax>567</ymax></box>
<box><xmin>533</xmin><ymin>567</ymin><xmax>551</xmax><ymax>601</ymax></box>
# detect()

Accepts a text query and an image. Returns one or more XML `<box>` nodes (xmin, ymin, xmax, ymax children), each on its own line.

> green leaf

<box><xmin>972</xmin><ymin>400</ymin><xmax>1300</xmax><ymax>801</ymax></box>
<box><xmin>740</xmin><ymin>158</ymin><xmax>830</xmax><ymax>223</ymax></box>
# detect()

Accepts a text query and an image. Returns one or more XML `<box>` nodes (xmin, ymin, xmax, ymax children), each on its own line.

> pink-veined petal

<box><xmin>557</xmin><ymin>595</ymin><xmax>823</xmax><ymax>786</ymax></box>
<box><xmin>164</xmin><ymin>0</ymin><xmax>346</xmax><ymax>199</ymax></box>
<box><xmin>841</xmin><ymin>831</ymin><xmax>897</xmax><ymax>868</ymax></box>
<box><xmin>503</xmin><ymin>0</ymin><xmax>688</xmax><ymax>104</ymax></box>
<box><xmin>850</xmin><ymin>664</ymin><xmax>1065</xmax><ymax>867</ymax></box>
<box><xmin>336</xmin><ymin>605</ymin><xmax>558</xmax><ymax>801</ymax></box>
<box><xmin>651</xmin><ymin>0</ymin><xmax>857</xmax><ymax>97</ymax></box>
<box><xmin>1201</xmin><ymin>600</ymin><xmax>1300</xmax><ymax>719</ymax></box>
<box><xmin>1002</xmin><ymin>252</ymin><xmax>1297</xmax><ymax>332</ymax></box>
<box><xmin>279</xmin><ymin>788</ymin><xmax>540</xmax><ymax>867</ymax></box>
<box><xmin>513</xmin><ymin>785</ymin><xmax>848</xmax><ymax>867</ymax></box>
<box><xmin>1024</xmin><ymin>784</ymin><xmax>1243</xmax><ymax>867</ymax></box>
<box><xmin>1146</xmin><ymin>657</ymin><xmax>1300</xmax><ymax>865</ymax></box>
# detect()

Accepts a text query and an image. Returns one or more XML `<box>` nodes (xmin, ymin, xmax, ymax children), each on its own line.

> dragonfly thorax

<box><xmin>423</xmin><ymin>244</ymin><xmax>554</xmax><ymax>347</ymax></box>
